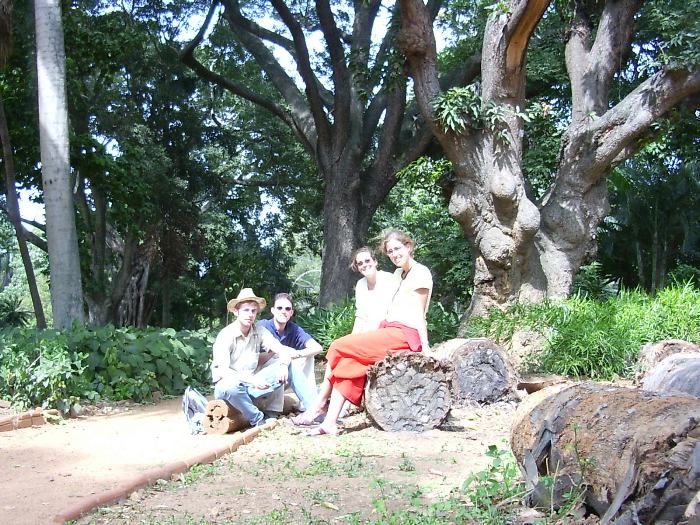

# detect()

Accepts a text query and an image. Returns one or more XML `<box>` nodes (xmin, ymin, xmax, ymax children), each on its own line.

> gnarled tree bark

<box><xmin>398</xmin><ymin>0</ymin><xmax>700</xmax><ymax>320</ymax></box>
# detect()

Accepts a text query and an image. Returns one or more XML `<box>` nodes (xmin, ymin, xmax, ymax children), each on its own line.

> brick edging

<box><xmin>0</xmin><ymin>408</ymin><xmax>60</xmax><ymax>432</ymax></box>
<box><xmin>50</xmin><ymin>419</ymin><xmax>278</xmax><ymax>524</ymax></box>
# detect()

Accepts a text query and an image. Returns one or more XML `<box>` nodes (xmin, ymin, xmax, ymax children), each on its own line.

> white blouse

<box><xmin>384</xmin><ymin>262</ymin><xmax>433</xmax><ymax>332</ymax></box>
<box><xmin>354</xmin><ymin>270</ymin><xmax>399</xmax><ymax>332</ymax></box>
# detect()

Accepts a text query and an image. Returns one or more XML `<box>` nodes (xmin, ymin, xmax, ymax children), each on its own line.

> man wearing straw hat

<box><xmin>211</xmin><ymin>288</ymin><xmax>294</xmax><ymax>427</ymax></box>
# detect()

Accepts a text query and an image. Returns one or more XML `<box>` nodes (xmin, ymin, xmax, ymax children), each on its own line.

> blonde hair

<box><xmin>381</xmin><ymin>230</ymin><xmax>415</xmax><ymax>256</ymax></box>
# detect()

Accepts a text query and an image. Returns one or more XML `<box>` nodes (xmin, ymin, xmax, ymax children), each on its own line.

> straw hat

<box><xmin>227</xmin><ymin>288</ymin><xmax>267</xmax><ymax>312</ymax></box>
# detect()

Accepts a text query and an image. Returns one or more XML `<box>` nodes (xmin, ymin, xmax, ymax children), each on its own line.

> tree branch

<box><xmin>590</xmin><ymin>67</ymin><xmax>700</xmax><ymax>175</ymax></box>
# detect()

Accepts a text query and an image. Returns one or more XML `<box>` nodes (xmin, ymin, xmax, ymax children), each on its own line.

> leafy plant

<box><xmin>0</xmin><ymin>295</ymin><xmax>32</xmax><ymax>328</ymax></box>
<box><xmin>0</xmin><ymin>325</ymin><xmax>214</xmax><ymax>410</ymax></box>
<box><xmin>295</xmin><ymin>300</ymin><xmax>356</xmax><ymax>351</ymax></box>
<box><xmin>467</xmin><ymin>283</ymin><xmax>700</xmax><ymax>379</ymax></box>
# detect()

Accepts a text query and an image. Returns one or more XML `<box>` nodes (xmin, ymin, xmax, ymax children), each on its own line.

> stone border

<box><xmin>0</xmin><ymin>407</ymin><xmax>59</xmax><ymax>432</ymax></box>
<box><xmin>50</xmin><ymin>419</ymin><xmax>279</xmax><ymax>524</ymax></box>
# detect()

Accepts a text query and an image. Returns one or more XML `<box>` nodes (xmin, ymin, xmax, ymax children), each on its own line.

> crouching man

<box><xmin>211</xmin><ymin>288</ymin><xmax>294</xmax><ymax>427</ymax></box>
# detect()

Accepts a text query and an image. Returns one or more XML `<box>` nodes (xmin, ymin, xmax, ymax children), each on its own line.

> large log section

<box><xmin>364</xmin><ymin>352</ymin><xmax>453</xmax><ymax>432</ymax></box>
<box><xmin>511</xmin><ymin>382</ymin><xmax>700</xmax><ymax>524</ymax></box>
<box><xmin>428</xmin><ymin>338</ymin><xmax>520</xmax><ymax>404</ymax></box>
<box><xmin>642</xmin><ymin>352</ymin><xmax>700</xmax><ymax>398</ymax></box>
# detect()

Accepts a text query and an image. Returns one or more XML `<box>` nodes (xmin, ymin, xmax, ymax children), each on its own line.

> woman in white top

<box><xmin>351</xmin><ymin>246</ymin><xmax>398</xmax><ymax>333</ymax></box>
<box><xmin>304</xmin><ymin>230</ymin><xmax>433</xmax><ymax>435</ymax></box>
<box><xmin>291</xmin><ymin>246</ymin><xmax>398</xmax><ymax>426</ymax></box>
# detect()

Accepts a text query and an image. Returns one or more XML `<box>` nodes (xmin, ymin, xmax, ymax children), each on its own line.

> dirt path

<box><xmin>70</xmin><ymin>402</ymin><xmax>516</xmax><ymax>524</ymax></box>
<box><xmin>0</xmin><ymin>398</ymin><xmax>260</xmax><ymax>525</ymax></box>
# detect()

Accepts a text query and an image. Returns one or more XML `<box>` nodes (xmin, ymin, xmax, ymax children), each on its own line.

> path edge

<box><xmin>50</xmin><ymin>420</ymin><xmax>277</xmax><ymax>524</ymax></box>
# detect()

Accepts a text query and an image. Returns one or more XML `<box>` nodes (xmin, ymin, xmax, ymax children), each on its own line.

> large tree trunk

<box><xmin>34</xmin><ymin>0</ymin><xmax>84</xmax><ymax>328</ymax></box>
<box><xmin>0</xmin><ymin>97</ymin><xmax>46</xmax><ymax>328</ymax></box>
<box><xmin>399</xmin><ymin>0</ymin><xmax>700</xmax><ymax>320</ymax></box>
<box><xmin>181</xmin><ymin>0</ymin><xmax>437</xmax><ymax>307</ymax></box>
<box><xmin>511</xmin><ymin>382</ymin><xmax>700</xmax><ymax>523</ymax></box>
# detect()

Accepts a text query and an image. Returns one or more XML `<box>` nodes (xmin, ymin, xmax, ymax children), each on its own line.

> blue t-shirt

<box><xmin>256</xmin><ymin>318</ymin><xmax>312</xmax><ymax>350</ymax></box>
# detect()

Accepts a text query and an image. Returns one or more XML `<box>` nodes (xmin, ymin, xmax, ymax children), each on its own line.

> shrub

<box><xmin>0</xmin><ymin>325</ymin><xmax>214</xmax><ymax>411</ymax></box>
<box><xmin>466</xmin><ymin>283</ymin><xmax>700</xmax><ymax>380</ymax></box>
<box><xmin>295</xmin><ymin>300</ymin><xmax>356</xmax><ymax>351</ymax></box>
<box><xmin>0</xmin><ymin>295</ymin><xmax>32</xmax><ymax>328</ymax></box>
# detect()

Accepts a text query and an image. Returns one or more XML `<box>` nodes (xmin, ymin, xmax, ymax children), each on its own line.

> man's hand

<box><xmin>277</xmin><ymin>362</ymin><xmax>289</xmax><ymax>384</ymax></box>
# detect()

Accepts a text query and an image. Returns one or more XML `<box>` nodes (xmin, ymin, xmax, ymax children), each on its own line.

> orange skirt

<box><xmin>326</xmin><ymin>326</ymin><xmax>414</xmax><ymax>406</ymax></box>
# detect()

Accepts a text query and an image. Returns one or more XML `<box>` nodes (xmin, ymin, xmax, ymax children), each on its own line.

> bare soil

<box><xmin>71</xmin><ymin>402</ymin><xmax>516</xmax><ymax>524</ymax></box>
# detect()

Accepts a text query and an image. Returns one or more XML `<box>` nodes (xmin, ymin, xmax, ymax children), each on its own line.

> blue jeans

<box><xmin>214</xmin><ymin>360</ymin><xmax>284</xmax><ymax>426</ymax></box>
<box><xmin>288</xmin><ymin>356</ymin><xmax>318</xmax><ymax>411</ymax></box>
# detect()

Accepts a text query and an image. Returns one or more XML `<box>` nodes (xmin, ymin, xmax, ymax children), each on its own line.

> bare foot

<box><xmin>291</xmin><ymin>409</ymin><xmax>326</xmax><ymax>426</ymax></box>
<box><xmin>305</xmin><ymin>424</ymin><xmax>339</xmax><ymax>437</ymax></box>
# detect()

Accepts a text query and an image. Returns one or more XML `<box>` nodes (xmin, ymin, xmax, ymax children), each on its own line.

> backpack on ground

<box><xmin>182</xmin><ymin>386</ymin><xmax>208</xmax><ymax>435</ymax></box>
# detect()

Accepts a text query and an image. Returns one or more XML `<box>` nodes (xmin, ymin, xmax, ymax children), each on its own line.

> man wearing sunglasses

<box><xmin>257</xmin><ymin>293</ymin><xmax>323</xmax><ymax>413</ymax></box>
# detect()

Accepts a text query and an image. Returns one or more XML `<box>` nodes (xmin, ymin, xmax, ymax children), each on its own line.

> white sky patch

<box><xmin>18</xmin><ymin>188</ymin><xmax>45</xmax><ymax>224</ymax></box>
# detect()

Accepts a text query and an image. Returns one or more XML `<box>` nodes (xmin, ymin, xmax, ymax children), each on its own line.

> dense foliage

<box><xmin>467</xmin><ymin>283</ymin><xmax>700</xmax><ymax>380</ymax></box>
<box><xmin>0</xmin><ymin>325</ymin><xmax>213</xmax><ymax>411</ymax></box>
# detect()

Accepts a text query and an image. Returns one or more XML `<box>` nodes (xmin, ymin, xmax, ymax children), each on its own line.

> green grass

<box><xmin>466</xmin><ymin>283</ymin><xmax>700</xmax><ymax>379</ymax></box>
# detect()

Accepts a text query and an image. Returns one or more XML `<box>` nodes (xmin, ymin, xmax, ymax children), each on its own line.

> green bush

<box><xmin>466</xmin><ymin>283</ymin><xmax>700</xmax><ymax>380</ymax></box>
<box><xmin>428</xmin><ymin>301</ymin><xmax>460</xmax><ymax>345</ymax></box>
<box><xmin>0</xmin><ymin>295</ymin><xmax>32</xmax><ymax>328</ymax></box>
<box><xmin>295</xmin><ymin>300</ymin><xmax>356</xmax><ymax>351</ymax></box>
<box><xmin>0</xmin><ymin>325</ymin><xmax>214</xmax><ymax>411</ymax></box>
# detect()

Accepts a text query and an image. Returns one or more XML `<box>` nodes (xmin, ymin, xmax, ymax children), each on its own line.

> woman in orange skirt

<box><xmin>307</xmin><ymin>230</ymin><xmax>433</xmax><ymax>436</ymax></box>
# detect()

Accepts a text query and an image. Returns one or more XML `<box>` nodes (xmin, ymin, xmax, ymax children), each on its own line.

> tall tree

<box><xmin>399</xmin><ymin>0</ymin><xmax>700</xmax><ymax>319</ymax></box>
<box><xmin>0</xmin><ymin>0</ymin><xmax>46</xmax><ymax>327</ymax></box>
<box><xmin>34</xmin><ymin>0</ymin><xmax>84</xmax><ymax>327</ymax></box>
<box><xmin>180</xmin><ymin>0</ymin><xmax>443</xmax><ymax>305</ymax></box>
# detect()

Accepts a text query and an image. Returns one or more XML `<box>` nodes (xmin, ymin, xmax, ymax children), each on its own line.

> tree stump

<box><xmin>428</xmin><ymin>338</ymin><xmax>519</xmax><ymax>404</ymax></box>
<box><xmin>634</xmin><ymin>339</ymin><xmax>700</xmax><ymax>384</ymax></box>
<box><xmin>364</xmin><ymin>352</ymin><xmax>453</xmax><ymax>432</ymax></box>
<box><xmin>642</xmin><ymin>352</ymin><xmax>700</xmax><ymax>397</ymax></box>
<box><xmin>204</xmin><ymin>400</ymin><xmax>248</xmax><ymax>435</ymax></box>
<box><xmin>511</xmin><ymin>382</ymin><xmax>700</xmax><ymax>524</ymax></box>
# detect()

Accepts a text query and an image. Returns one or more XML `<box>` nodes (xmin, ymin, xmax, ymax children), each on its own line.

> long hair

<box><xmin>381</xmin><ymin>230</ymin><xmax>415</xmax><ymax>256</ymax></box>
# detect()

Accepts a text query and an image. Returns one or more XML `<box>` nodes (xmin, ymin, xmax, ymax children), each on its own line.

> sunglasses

<box><xmin>275</xmin><ymin>306</ymin><xmax>292</xmax><ymax>312</ymax></box>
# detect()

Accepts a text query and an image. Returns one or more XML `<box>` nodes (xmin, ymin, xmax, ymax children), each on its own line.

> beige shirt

<box><xmin>354</xmin><ymin>270</ymin><xmax>399</xmax><ymax>332</ymax></box>
<box><xmin>385</xmin><ymin>262</ymin><xmax>433</xmax><ymax>332</ymax></box>
<box><xmin>211</xmin><ymin>321</ymin><xmax>288</xmax><ymax>383</ymax></box>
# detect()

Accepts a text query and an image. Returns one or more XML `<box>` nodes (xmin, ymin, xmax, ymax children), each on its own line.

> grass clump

<box><xmin>358</xmin><ymin>446</ymin><xmax>526</xmax><ymax>525</ymax></box>
<box><xmin>466</xmin><ymin>283</ymin><xmax>699</xmax><ymax>380</ymax></box>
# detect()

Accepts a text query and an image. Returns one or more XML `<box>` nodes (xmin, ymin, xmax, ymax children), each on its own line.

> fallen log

<box><xmin>634</xmin><ymin>339</ymin><xmax>700</xmax><ymax>384</ymax></box>
<box><xmin>511</xmin><ymin>382</ymin><xmax>700</xmax><ymax>524</ymax></box>
<box><xmin>428</xmin><ymin>338</ymin><xmax>519</xmax><ymax>404</ymax></box>
<box><xmin>642</xmin><ymin>352</ymin><xmax>700</xmax><ymax>398</ymax></box>
<box><xmin>203</xmin><ymin>400</ymin><xmax>247</xmax><ymax>435</ymax></box>
<box><xmin>364</xmin><ymin>352</ymin><xmax>453</xmax><ymax>432</ymax></box>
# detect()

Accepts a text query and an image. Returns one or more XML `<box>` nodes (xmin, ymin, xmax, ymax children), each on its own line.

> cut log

<box><xmin>428</xmin><ymin>338</ymin><xmax>519</xmax><ymax>404</ymax></box>
<box><xmin>634</xmin><ymin>339</ymin><xmax>700</xmax><ymax>384</ymax></box>
<box><xmin>511</xmin><ymin>382</ymin><xmax>700</xmax><ymax>524</ymax></box>
<box><xmin>642</xmin><ymin>352</ymin><xmax>700</xmax><ymax>398</ymax></box>
<box><xmin>364</xmin><ymin>352</ymin><xmax>453</xmax><ymax>432</ymax></box>
<box><xmin>203</xmin><ymin>400</ymin><xmax>248</xmax><ymax>435</ymax></box>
